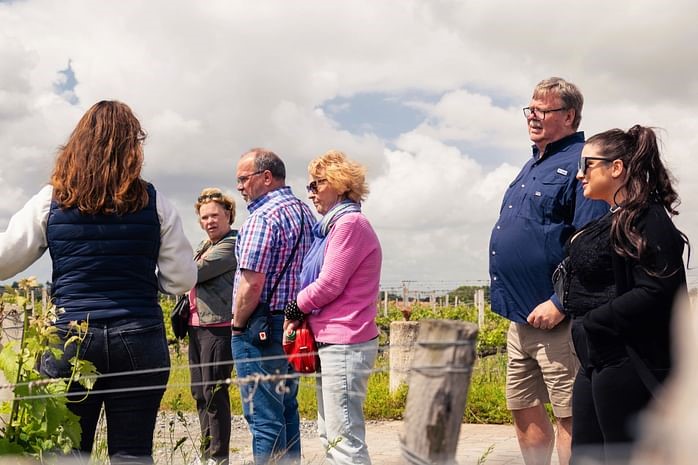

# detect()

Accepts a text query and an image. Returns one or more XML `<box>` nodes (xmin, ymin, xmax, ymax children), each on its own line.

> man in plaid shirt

<box><xmin>232</xmin><ymin>148</ymin><xmax>315</xmax><ymax>465</ymax></box>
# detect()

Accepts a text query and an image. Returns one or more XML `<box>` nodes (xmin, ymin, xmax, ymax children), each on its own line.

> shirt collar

<box><xmin>531</xmin><ymin>131</ymin><xmax>585</xmax><ymax>161</ymax></box>
<box><xmin>247</xmin><ymin>186</ymin><xmax>292</xmax><ymax>213</ymax></box>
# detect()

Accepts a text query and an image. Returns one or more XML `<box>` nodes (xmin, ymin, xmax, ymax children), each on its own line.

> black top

<box><xmin>565</xmin><ymin>212</ymin><xmax>616</xmax><ymax>317</ymax></box>
<box><xmin>582</xmin><ymin>203</ymin><xmax>688</xmax><ymax>369</ymax></box>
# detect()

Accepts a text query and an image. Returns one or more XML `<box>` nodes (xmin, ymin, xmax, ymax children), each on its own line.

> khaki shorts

<box><xmin>506</xmin><ymin>318</ymin><xmax>577</xmax><ymax>418</ymax></box>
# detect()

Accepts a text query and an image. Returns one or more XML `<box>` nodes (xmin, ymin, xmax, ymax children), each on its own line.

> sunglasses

<box><xmin>198</xmin><ymin>192</ymin><xmax>223</xmax><ymax>203</ymax></box>
<box><xmin>306</xmin><ymin>178</ymin><xmax>328</xmax><ymax>194</ymax></box>
<box><xmin>578</xmin><ymin>156</ymin><xmax>614</xmax><ymax>176</ymax></box>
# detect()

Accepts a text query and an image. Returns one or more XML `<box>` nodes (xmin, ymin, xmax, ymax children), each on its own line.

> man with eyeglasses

<box><xmin>489</xmin><ymin>78</ymin><xmax>607</xmax><ymax>465</ymax></box>
<box><xmin>231</xmin><ymin>148</ymin><xmax>315</xmax><ymax>465</ymax></box>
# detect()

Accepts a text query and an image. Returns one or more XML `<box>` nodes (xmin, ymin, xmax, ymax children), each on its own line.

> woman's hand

<box><xmin>284</xmin><ymin>300</ymin><xmax>305</xmax><ymax>322</ymax></box>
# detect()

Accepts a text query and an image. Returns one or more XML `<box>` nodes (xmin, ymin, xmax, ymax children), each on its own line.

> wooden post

<box><xmin>454</xmin><ymin>295</ymin><xmax>459</xmax><ymax>307</ymax></box>
<box><xmin>42</xmin><ymin>287</ymin><xmax>48</xmax><ymax>314</ymax></box>
<box><xmin>389</xmin><ymin>321</ymin><xmax>420</xmax><ymax>393</ymax></box>
<box><xmin>383</xmin><ymin>290</ymin><xmax>388</xmax><ymax>317</ymax></box>
<box><xmin>28</xmin><ymin>290</ymin><xmax>35</xmax><ymax>316</ymax></box>
<box><xmin>431</xmin><ymin>291</ymin><xmax>436</xmax><ymax>312</ymax></box>
<box><xmin>476</xmin><ymin>288</ymin><xmax>485</xmax><ymax>329</ymax></box>
<box><xmin>445</xmin><ymin>294</ymin><xmax>449</xmax><ymax>307</ymax></box>
<box><xmin>400</xmin><ymin>320</ymin><xmax>478</xmax><ymax>465</ymax></box>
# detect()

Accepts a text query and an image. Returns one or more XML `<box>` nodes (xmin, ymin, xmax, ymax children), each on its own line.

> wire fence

<box><xmin>0</xmin><ymin>333</ymin><xmax>475</xmax><ymax>403</ymax></box>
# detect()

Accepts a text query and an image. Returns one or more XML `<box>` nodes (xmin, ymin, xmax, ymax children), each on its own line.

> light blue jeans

<box><xmin>232</xmin><ymin>314</ymin><xmax>301</xmax><ymax>465</ymax></box>
<box><xmin>316</xmin><ymin>338</ymin><xmax>379</xmax><ymax>465</ymax></box>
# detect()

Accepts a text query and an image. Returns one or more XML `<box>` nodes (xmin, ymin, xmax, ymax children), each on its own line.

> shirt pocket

<box><xmin>519</xmin><ymin>175</ymin><xmax>568</xmax><ymax>224</ymax></box>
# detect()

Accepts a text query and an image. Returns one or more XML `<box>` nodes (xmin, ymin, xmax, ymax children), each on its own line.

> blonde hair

<box><xmin>195</xmin><ymin>187</ymin><xmax>236</xmax><ymax>225</ymax></box>
<box><xmin>308</xmin><ymin>150</ymin><xmax>368</xmax><ymax>203</ymax></box>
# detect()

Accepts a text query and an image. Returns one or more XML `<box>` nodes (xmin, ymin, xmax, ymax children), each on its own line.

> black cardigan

<box><xmin>583</xmin><ymin>203</ymin><xmax>688</xmax><ymax>370</ymax></box>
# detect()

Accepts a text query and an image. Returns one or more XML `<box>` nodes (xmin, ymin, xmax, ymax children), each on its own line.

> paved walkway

<box><xmin>300</xmin><ymin>421</ymin><xmax>533</xmax><ymax>465</ymax></box>
<box><xmin>150</xmin><ymin>413</ymin><xmax>559</xmax><ymax>465</ymax></box>
<box><xmin>193</xmin><ymin>417</ymin><xmax>558</xmax><ymax>465</ymax></box>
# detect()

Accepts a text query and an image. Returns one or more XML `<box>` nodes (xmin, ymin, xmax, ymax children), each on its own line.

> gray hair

<box><xmin>247</xmin><ymin>148</ymin><xmax>286</xmax><ymax>180</ymax></box>
<box><xmin>532</xmin><ymin>77</ymin><xmax>584</xmax><ymax>130</ymax></box>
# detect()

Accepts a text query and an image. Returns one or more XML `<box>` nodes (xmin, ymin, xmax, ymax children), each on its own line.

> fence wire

<box><xmin>0</xmin><ymin>339</ymin><xmax>477</xmax><ymax>402</ymax></box>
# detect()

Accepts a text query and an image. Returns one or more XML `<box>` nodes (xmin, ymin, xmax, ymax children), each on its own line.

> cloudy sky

<box><xmin>1</xmin><ymin>0</ymin><xmax>697</xmax><ymax>292</ymax></box>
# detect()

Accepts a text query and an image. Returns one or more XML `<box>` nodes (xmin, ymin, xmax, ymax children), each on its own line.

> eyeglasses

<box><xmin>578</xmin><ymin>156</ymin><xmax>613</xmax><ymax>176</ymax></box>
<box><xmin>306</xmin><ymin>178</ymin><xmax>328</xmax><ymax>194</ymax></box>
<box><xmin>236</xmin><ymin>170</ymin><xmax>265</xmax><ymax>185</ymax></box>
<box><xmin>198</xmin><ymin>193</ymin><xmax>224</xmax><ymax>203</ymax></box>
<box><xmin>522</xmin><ymin>107</ymin><xmax>568</xmax><ymax>120</ymax></box>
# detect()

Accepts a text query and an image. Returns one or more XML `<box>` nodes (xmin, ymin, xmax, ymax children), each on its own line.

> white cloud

<box><xmin>365</xmin><ymin>134</ymin><xmax>519</xmax><ymax>285</ymax></box>
<box><xmin>0</xmin><ymin>0</ymin><xmax>697</xmax><ymax>288</ymax></box>
<box><xmin>408</xmin><ymin>90</ymin><xmax>524</xmax><ymax>154</ymax></box>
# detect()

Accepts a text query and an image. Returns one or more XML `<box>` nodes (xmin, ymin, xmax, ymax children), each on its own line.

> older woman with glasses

<box><xmin>284</xmin><ymin>150</ymin><xmax>382</xmax><ymax>465</ymax></box>
<box><xmin>188</xmin><ymin>187</ymin><xmax>237</xmax><ymax>465</ymax></box>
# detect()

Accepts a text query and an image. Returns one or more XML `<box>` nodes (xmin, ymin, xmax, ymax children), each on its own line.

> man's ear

<box><xmin>564</xmin><ymin>108</ymin><xmax>576</xmax><ymax>128</ymax></box>
<box><xmin>261</xmin><ymin>170</ymin><xmax>272</xmax><ymax>185</ymax></box>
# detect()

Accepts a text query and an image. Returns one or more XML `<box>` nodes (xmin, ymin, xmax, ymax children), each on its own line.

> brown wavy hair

<box><xmin>586</xmin><ymin>125</ymin><xmax>688</xmax><ymax>268</ymax></box>
<box><xmin>50</xmin><ymin>100</ymin><xmax>149</xmax><ymax>215</ymax></box>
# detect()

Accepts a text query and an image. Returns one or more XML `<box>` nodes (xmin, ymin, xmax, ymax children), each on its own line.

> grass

<box><xmin>465</xmin><ymin>352</ymin><xmax>510</xmax><ymax>424</ymax></box>
<box><xmin>160</xmin><ymin>297</ymin><xmax>511</xmax><ymax>423</ymax></box>
<box><xmin>162</xmin><ymin>348</ymin><xmax>509</xmax><ymax>424</ymax></box>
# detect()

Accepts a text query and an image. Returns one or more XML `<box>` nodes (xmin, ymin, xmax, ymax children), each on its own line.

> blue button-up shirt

<box><xmin>489</xmin><ymin>132</ymin><xmax>608</xmax><ymax>323</ymax></box>
<box><xmin>234</xmin><ymin>186</ymin><xmax>316</xmax><ymax>312</ymax></box>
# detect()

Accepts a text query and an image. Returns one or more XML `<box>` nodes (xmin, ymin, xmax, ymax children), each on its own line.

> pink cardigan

<box><xmin>296</xmin><ymin>212</ymin><xmax>382</xmax><ymax>344</ymax></box>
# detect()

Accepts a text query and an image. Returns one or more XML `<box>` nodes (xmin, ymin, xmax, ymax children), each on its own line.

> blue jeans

<box><xmin>316</xmin><ymin>338</ymin><xmax>378</xmax><ymax>465</ymax></box>
<box><xmin>232</xmin><ymin>314</ymin><xmax>300</xmax><ymax>465</ymax></box>
<box><xmin>40</xmin><ymin>318</ymin><xmax>170</xmax><ymax>464</ymax></box>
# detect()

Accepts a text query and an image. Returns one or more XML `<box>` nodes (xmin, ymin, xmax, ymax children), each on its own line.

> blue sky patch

<box><xmin>53</xmin><ymin>60</ymin><xmax>79</xmax><ymax>105</ymax></box>
<box><xmin>321</xmin><ymin>91</ymin><xmax>440</xmax><ymax>140</ymax></box>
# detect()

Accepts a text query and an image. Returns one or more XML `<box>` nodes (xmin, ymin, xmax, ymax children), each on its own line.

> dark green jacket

<box><xmin>194</xmin><ymin>229</ymin><xmax>237</xmax><ymax>325</ymax></box>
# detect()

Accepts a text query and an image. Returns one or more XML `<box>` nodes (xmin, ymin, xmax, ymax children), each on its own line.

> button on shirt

<box><xmin>234</xmin><ymin>186</ymin><xmax>315</xmax><ymax>313</ymax></box>
<box><xmin>489</xmin><ymin>132</ymin><xmax>608</xmax><ymax>323</ymax></box>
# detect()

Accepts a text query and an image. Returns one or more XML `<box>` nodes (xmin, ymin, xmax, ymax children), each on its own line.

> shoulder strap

<box><xmin>267</xmin><ymin>203</ymin><xmax>306</xmax><ymax>302</ymax></box>
<box><xmin>614</xmin><ymin>253</ymin><xmax>660</xmax><ymax>397</ymax></box>
<box><xmin>626</xmin><ymin>345</ymin><xmax>660</xmax><ymax>398</ymax></box>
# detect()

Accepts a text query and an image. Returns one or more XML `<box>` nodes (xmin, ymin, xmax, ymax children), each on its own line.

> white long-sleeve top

<box><xmin>0</xmin><ymin>185</ymin><xmax>196</xmax><ymax>295</ymax></box>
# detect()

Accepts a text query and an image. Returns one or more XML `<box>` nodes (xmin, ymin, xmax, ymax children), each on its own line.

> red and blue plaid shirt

<box><xmin>233</xmin><ymin>186</ymin><xmax>315</xmax><ymax>312</ymax></box>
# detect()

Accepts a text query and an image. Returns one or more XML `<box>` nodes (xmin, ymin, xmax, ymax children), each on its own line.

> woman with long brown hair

<box><xmin>0</xmin><ymin>100</ymin><xmax>196</xmax><ymax>463</ymax></box>
<box><xmin>562</xmin><ymin>125</ymin><xmax>689</xmax><ymax>464</ymax></box>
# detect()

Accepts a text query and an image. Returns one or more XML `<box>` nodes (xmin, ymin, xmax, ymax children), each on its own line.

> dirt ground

<box><xmin>152</xmin><ymin>412</ymin><xmax>529</xmax><ymax>465</ymax></box>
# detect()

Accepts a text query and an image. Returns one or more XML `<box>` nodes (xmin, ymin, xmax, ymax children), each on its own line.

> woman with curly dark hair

<box><xmin>562</xmin><ymin>125</ymin><xmax>689</xmax><ymax>464</ymax></box>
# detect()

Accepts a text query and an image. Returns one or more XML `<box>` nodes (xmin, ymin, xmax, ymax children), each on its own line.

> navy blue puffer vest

<box><xmin>47</xmin><ymin>184</ymin><xmax>161</xmax><ymax>324</ymax></box>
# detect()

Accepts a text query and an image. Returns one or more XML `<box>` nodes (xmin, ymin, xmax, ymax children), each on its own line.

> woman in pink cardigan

<box><xmin>285</xmin><ymin>150</ymin><xmax>382</xmax><ymax>465</ymax></box>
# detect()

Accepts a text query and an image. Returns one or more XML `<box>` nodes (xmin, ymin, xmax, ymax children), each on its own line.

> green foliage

<box><xmin>448</xmin><ymin>285</ymin><xmax>490</xmax><ymax>303</ymax></box>
<box><xmin>465</xmin><ymin>353</ymin><xmax>510</xmax><ymax>424</ymax></box>
<box><xmin>0</xmin><ymin>293</ymin><xmax>97</xmax><ymax>460</ymax></box>
<box><xmin>161</xmin><ymin>296</ymin><xmax>511</xmax><ymax>427</ymax></box>
<box><xmin>376</xmin><ymin>302</ymin><xmax>508</xmax><ymax>356</ymax></box>
<box><xmin>364</xmin><ymin>355</ymin><xmax>407</xmax><ymax>420</ymax></box>
<box><xmin>159</xmin><ymin>296</ymin><xmax>182</xmax><ymax>348</ymax></box>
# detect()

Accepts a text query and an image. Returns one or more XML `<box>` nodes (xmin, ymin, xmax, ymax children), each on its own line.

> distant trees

<box><xmin>448</xmin><ymin>285</ymin><xmax>490</xmax><ymax>304</ymax></box>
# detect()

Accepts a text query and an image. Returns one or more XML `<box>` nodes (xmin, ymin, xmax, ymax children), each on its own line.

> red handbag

<box><xmin>283</xmin><ymin>321</ymin><xmax>318</xmax><ymax>373</ymax></box>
